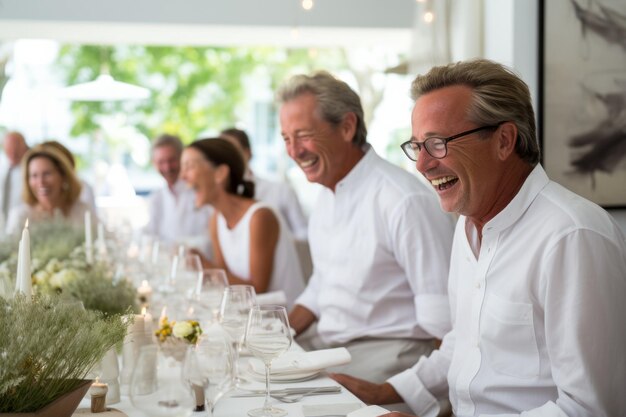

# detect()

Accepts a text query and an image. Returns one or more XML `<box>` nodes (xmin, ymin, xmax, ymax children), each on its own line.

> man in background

<box><xmin>220</xmin><ymin>127</ymin><xmax>308</xmax><ymax>240</ymax></box>
<box><xmin>145</xmin><ymin>134</ymin><xmax>213</xmax><ymax>258</ymax></box>
<box><xmin>0</xmin><ymin>131</ymin><xmax>28</xmax><ymax>233</ymax></box>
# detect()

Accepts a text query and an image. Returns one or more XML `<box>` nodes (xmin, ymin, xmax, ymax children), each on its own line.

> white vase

<box><xmin>100</xmin><ymin>348</ymin><xmax>120</xmax><ymax>404</ymax></box>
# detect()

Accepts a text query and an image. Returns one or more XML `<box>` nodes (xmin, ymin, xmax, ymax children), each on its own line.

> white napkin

<box><xmin>347</xmin><ymin>405</ymin><xmax>391</xmax><ymax>417</ymax></box>
<box><xmin>249</xmin><ymin>348</ymin><xmax>352</xmax><ymax>375</ymax></box>
<box><xmin>256</xmin><ymin>290</ymin><xmax>287</xmax><ymax>306</ymax></box>
<box><xmin>302</xmin><ymin>402</ymin><xmax>363</xmax><ymax>417</ymax></box>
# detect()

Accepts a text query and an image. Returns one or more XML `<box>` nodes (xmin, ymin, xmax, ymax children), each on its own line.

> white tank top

<box><xmin>216</xmin><ymin>202</ymin><xmax>305</xmax><ymax>309</ymax></box>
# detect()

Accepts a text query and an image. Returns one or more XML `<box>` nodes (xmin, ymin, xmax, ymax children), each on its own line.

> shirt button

<box><xmin>475</xmin><ymin>281</ymin><xmax>481</xmax><ymax>289</ymax></box>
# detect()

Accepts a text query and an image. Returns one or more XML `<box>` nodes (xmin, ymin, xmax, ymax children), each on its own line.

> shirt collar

<box><xmin>477</xmin><ymin>164</ymin><xmax>550</xmax><ymax>234</ymax></box>
<box><xmin>334</xmin><ymin>144</ymin><xmax>375</xmax><ymax>192</ymax></box>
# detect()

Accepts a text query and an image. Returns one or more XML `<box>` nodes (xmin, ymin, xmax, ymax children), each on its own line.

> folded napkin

<box><xmin>249</xmin><ymin>347</ymin><xmax>352</xmax><ymax>375</ymax></box>
<box><xmin>302</xmin><ymin>402</ymin><xmax>363</xmax><ymax>417</ymax></box>
<box><xmin>347</xmin><ymin>405</ymin><xmax>391</xmax><ymax>417</ymax></box>
<box><xmin>256</xmin><ymin>290</ymin><xmax>287</xmax><ymax>306</ymax></box>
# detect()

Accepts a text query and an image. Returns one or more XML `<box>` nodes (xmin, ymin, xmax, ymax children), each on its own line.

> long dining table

<box><xmin>76</xmin><ymin>351</ymin><xmax>369</xmax><ymax>417</ymax></box>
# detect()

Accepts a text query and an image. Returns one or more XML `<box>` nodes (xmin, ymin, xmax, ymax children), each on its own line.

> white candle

<box><xmin>89</xmin><ymin>377</ymin><xmax>108</xmax><ymax>397</ymax></box>
<box><xmin>96</xmin><ymin>222</ymin><xmax>107</xmax><ymax>257</ymax></box>
<box><xmin>141</xmin><ymin>306</ymin><xmax>154</xmax><ymax>334</ymax></box>
<box><xmin>15</xmin><ymin>219</ymin><xmax>32</xmax><ymax>298</ymax></box>
<box><xmin>137</xmin><ymin>280</ymin><xmax>153</xmax><ymax>306</ymax></box>
<box><xmin>84</xmin><ymin>211</ymin><xmax>93</xmax><ymax>264</ymax></box>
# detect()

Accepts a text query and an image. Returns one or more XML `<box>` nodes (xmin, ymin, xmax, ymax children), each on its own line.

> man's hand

<box><xmin>329</xmin><ymin>373</ymin><xmax>403</xmax><ymax>405</ymax></box>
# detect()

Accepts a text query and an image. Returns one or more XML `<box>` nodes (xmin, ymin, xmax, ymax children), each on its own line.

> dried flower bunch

<box><xmin>155</xmin><ymin>316</ymin><xmax>202</xmax><ymax>345</ymax></box>
<box><xmin>0</xmin><ymin>295</ymin><xmax>130</xmax><ymax>413</ymax></box>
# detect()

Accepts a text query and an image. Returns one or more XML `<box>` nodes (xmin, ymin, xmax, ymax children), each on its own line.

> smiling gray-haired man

<box><xmin>277</xmin><ymin>71</ymin><xmax>455</xmax><ymax>386</ymax></box>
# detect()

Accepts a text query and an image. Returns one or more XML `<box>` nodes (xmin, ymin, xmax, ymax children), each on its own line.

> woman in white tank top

<box><xmin>180</xmin><ymin>138</ymin><xmax>304</xmax><ymax>308</ymax></box>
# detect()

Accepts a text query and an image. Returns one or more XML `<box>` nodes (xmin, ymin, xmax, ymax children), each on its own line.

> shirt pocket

<box><xmin>480</xmin><ymin>292</ymin><xmax>540</xmax><ymax>379</ymax></box>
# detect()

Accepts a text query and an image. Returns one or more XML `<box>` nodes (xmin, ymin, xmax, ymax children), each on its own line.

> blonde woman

<box><xmin>6</xmin><ymin>144</ymin><xmax>87</xmax><ymax>234</ymax></box>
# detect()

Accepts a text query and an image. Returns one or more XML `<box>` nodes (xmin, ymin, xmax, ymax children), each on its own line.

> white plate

<box><xmin>245</xmin><ymin>364</ymin><xmax>320</xmax><ymax>383</ymax></box>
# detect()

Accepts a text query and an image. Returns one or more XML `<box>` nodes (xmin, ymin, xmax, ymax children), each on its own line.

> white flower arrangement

<box><xmin>0</xmin><ymin>220</ymin><xmax>137</xmax><ymax>316</ymax></box>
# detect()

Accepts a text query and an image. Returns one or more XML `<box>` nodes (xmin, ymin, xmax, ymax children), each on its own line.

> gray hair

<box><xmin>276</xmin><ymin>71</ymin><xmax>367</xmax><ymax>146</ymax></box>
<box><xmin>152</xmin><ymin>133</ymin><xmax>183</xmax><ymax>156</ymax></box>
<box><xmin>411</xmin><ymin>59</ymin><xmax>539</xmax><ymax>166</ymax></box>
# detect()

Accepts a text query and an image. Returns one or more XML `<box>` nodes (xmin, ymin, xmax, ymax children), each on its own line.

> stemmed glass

<box><xmin>218</xmin><ymin>285</ymin><xmax>257</xmax><ymax>386</ymax></box>
<box><xmin>191</xmin><ymin>268</ymin><xmax>229</xmax><ymax>325</ymax></box>
<box><xmin>182</xmin><ymin>335</ymin><xmax>233</xmax><ymax>416</ymax></box>
<box><xmin>244</xmin><ymin>305</ymin><xmax>293</xmax><ymax>417</ymax></box>
<box><xmin>130</xmin><ymin>344</ymin><xmax>194</xmax><ymax>417</ymax></box>
<box><xmin>167</xmin><ymin>251</ymin><xmax>203</xmax><ymax>317</ymax></box>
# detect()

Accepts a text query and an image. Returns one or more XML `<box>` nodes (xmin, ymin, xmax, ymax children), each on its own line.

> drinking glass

<box><xmin>191</xmin><ymin>269</ymin><xmax>228</xmax><ymax>324</ymax></box>
<box><xmin>130</xmin><ymin>344</ymin><xmax>194</xmax><ymax>417</ymax></box>
<box><xmin>164</xmin><ymin>252</ymin><xmax>203</xmax><ymax>317</ymax></box>
<box><xmin>244</xmin><ymin>305</ymin><xmax>292</xmax><ymax>417</ymax></box>
<box><xmin>218</xmin><ymin>285</ymin><xmax>257</xmax><ymax>386</ymax></box>
<box><xmin>183</xmin><ymin>335</ymin><xmax>233</xmax><ymax>416</ymax></box>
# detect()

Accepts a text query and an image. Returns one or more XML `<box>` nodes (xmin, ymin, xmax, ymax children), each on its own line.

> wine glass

<box><xmin>191</xmin><ymin>269</ymin><xmax>229</xmax><ymax>325</ymax></box>
<box><xmin>244</xmin><ymin>305</ymin><xmax>293</xmax><ymax>417</ymax></box>
<box><xmin>218</xmin><ymin>285</ymin><xmax>257</xmax><ymax>386</ymax></box>
<box><xmin>130</xmin><ymin>344</ymin><xmax>194</xmax><ymax>417</ymax></box>
<box><xmin>182</xmin><ymin>334</ymin><xmax>233</xmax><ymax>416</ymax></box>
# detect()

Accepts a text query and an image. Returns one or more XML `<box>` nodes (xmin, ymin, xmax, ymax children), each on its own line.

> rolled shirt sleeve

<box><xmin>390</xmin><ymin>193</ymin><xmax>454</xmax><ymax>339</ymax></box>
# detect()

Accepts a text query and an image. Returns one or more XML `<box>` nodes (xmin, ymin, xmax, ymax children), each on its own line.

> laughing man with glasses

<box><xmin>333</xmin><ymin>59</ymin><xmax>626</xmax><ymax>417</ymax></box>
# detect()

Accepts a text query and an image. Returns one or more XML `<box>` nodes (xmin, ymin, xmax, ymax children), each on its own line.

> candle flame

<box><xmin>141</xmin><ymin>306</ymin><xmax>147</xmax><ymax>316</ymax></box>
<box><xmin>24</xmin><ymin>219</ymin><xmax>29</xmax><ymax>228</ymax></box>
<box><xmin>141</xmin><ymin>280</ymin><xmax>149</xmax><ymax>287</ymax></box>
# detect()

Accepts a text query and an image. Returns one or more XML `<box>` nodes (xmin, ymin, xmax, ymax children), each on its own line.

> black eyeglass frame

<box><xmin>400</xmin><ymin>124</ymin><xmax>503</xmax><ymax>161</ymax></box>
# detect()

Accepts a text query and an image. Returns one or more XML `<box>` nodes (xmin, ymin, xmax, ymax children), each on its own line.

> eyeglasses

<box><xmin>400</xmin><ymin>124</ymin><xmax>502</xmax><ymax>160</ymax></box>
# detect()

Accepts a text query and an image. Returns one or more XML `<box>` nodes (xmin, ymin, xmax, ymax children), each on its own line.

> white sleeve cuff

<box><xmin>387</xmin><ymin>368</ymin><xmax>440</xmax><ymax>417</ymax></box>
<box><xmin>294</xmin><ymin>283</ymin><xmax>320</xmax><ymax>317</ymax></box>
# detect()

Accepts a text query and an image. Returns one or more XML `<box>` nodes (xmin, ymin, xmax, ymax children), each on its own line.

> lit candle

<box><xmin>159</xmin><ymin>306</ymin><xmax>168</xmax><ymax>326</ymax></box>
<box><xmin>137</xmin><ymin>280</ymin><xmax>153</xmax><ymax>306</ymax></box>
<box><xmin>15</xmin><ymin>219</ymin><xmax>32</xmax><ymax>298</ymax></box>
<box><xmin>84</xmin><ymin>211</ymin><xmax>93</xmax><ymax>264</ymax></box>
<box><xmin>89</xmin><ymin>377</ymin><xmax>108</xmax><ymax>413</ymax></box>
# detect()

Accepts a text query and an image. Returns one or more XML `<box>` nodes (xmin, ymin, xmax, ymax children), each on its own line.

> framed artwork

<box><xmin>539</xmin><ymin>0</ymin><xmax>626</xmax><ymax>208</ymax></box>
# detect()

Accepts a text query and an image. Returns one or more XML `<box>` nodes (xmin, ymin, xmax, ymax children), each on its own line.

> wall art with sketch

<box><xmin>541</xmin><ymin>0</ymin><xmax>626</xmax><ymax>207</ymax></box>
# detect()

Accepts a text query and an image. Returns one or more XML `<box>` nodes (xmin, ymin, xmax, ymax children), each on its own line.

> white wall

<box><xmin>483</xmin><ymin>0</ymin><xmax>626</xmax><ymax>235</ymax></box>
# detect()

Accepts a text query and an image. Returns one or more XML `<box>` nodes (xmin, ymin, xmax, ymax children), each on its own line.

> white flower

<box><xmin>45</xmin><ymin>259</ymin><xmax>63</xmax><ymax>274</ymax></box>
<box><xmin>33</xmin><ymin>270</ymin><xmax>50</xmax><ymax>284</ymax></box>
<box><xmin>49</xmin><ymin>269</ymin><xmax>78</xmax><ymax>288</ymax></box>
<box><xmin>172</xmin><ymin>321</ymin><xmax>194</xmax><ymax>339</ymax></box>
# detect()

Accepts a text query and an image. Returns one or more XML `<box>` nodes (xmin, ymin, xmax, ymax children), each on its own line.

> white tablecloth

<box><xmin>78</xmin><ymin>355</ymin><xmax>365</xmax><ymax>417</ymax></box>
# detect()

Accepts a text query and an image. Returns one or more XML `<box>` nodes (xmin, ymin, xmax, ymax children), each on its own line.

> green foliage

<box><xmin>62</xmin><ymin>262</ymin><xmax>138</xmax><ymax>316</ymax></box>
<box><xmin>0</xmin><ymin>295</ymin><xmax>130</xmax><ymax>412</ymax></box>
<box><xmin>0</xmin><ymin>220</ymin><xmax>137</xmax><ymax>316</ymax></box>
<box><xmin>56</xmin><ymin>45</ymin><xmax>347</xmax><ymax>148</ymax></box>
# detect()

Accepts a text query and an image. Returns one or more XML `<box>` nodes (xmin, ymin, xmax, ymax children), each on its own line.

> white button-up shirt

<box><xmin>296</xmin><ymin>146</ymin><xmax>454</xmax><ymax>345</ymax></box>
<box><xmin>145</xmin><ymin>179</ymin><xmax>213</xmax><ymax>257</ymax></box>
<box><xmin>388</xmin><ymin>165</ymin><xmax>626</xmax><ymax>417</ymax></box>
<box><xmin>0</xmin><ymin>157</ymin><xmax>23</xmax><ymax>228</ymax></box>
<box><xmin>254</xmin><ymin>175</ymin><xmax>308</xmax><ymax>240</ymax></box>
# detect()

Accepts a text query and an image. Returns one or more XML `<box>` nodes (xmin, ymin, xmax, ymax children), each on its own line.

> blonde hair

<box><xmin>411</xmin><ymin>59</ymin><xmax>539</xmax><ymax>165</ymax></box>
<box><xmin>22</xmin><ymin>144</ymin><xmax>82</xmax><ymax>213</ymax></box>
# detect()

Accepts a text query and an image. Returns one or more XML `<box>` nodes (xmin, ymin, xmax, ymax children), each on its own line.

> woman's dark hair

<box><xmin>188</xmin><ymin>138</ymin><xmax>255</xmax><ymax>198</ymax></box>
